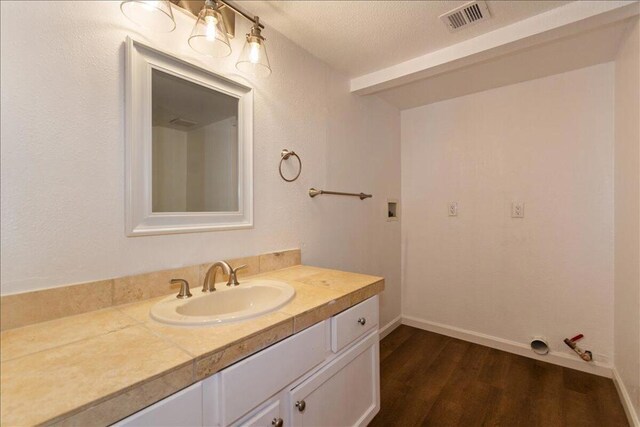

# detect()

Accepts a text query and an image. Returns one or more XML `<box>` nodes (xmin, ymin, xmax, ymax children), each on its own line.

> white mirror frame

<box><xmin>125</xmin><ymin>37</ymin><xmax>253</xmax><ymax>236</ymax></box>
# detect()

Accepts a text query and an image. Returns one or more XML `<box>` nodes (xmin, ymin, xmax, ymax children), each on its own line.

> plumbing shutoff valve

<box><xmin>563</xmin><ymin>333</ymin><xmax>593</xmax><ymax>362</ymax></box>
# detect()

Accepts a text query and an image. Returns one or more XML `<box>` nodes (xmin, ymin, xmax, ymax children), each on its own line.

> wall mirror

<box><xmin>126</xmin><ymin>37</ymin><xmax>253</xmax><ymax>236</ymax></box>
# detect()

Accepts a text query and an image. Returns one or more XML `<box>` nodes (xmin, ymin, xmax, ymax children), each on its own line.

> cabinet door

<box><xmin>113</xmin><ymin>382</ymin><xmax>203</xmax><ymax>427</ymax></box>
<box><xmin>288</xmin><ymin>331</ymin><xmax>379</xmax><ymax>427</ymax></box>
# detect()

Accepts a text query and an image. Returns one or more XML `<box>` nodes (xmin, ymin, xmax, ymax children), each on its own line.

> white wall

<box><xmin>201</xmin><ymin>117</ymin><xmax>238</xmax><ymax>212</ymax></box>
<box><xmin>614</xmin><ymin>17</ymin><xmax>640</xmax><ymax>421</ymax></box>
<box><xmin>0</xmin><ymin>2</ymin><xmax>401</xmax><ymax>326</ymax></box>
<box><xmin>186</xmin><ymin>125</ymin><xmax>205</xmax><ymax>212</ymax></box>
<box><xmin>185</xmin><ymin>118</ymin><xmax>238</xmax><ymax>212</ymax></box>
<box><xmin>153</xmin><ymin>120</ymin><xmax>237</xmax><ymax>212</ymax></box>
<box><xmin>153</xmin><ymin>126</ymin><xmax>188</xmax><ymax>212</ymax></box>
<box><xmin>401</xmin><ymin>63</ymin><xmax>615</xmax><ymax>363</ymax></box>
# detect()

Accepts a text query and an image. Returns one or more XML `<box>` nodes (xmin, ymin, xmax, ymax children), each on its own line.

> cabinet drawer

<box><xmin>331</xmin><ymin>296</ymin><xmax>378</xmax><ymax>352</ymax></box>
<box><xmin>113</xmin><ymin>382</ymin><xmax>202</xmax><ymax>427</ymax></box>
<box><xmin>206</xmin><ymin>320</ymin><xmax>329</xmax><ymax>425</ymax></box>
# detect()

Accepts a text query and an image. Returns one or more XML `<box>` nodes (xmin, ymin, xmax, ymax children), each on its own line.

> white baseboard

<box><xmin>613</xmin><ymin>368</ymin><xmax>640</xmax><ymax>426</ymax></box>
<box><xmin>379</xmin><ymin>315</ymin><xmax>402</xmax><ymax>339</ymax></box>
<box><xmin>402</xmin><ymin>315</ymin><xmax>613</xmax><ymax>378</ymax></box>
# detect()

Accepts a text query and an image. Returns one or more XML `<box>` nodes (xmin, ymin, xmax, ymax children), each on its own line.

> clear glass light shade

<box><xmin>236</xmin><ymin>36</ymin><xmax>272</xmax><ymax>78</ymax></box>
<box><xmin>120</xmin><ymin>0</ymin><xmax>176</xmax><ymax>32</ymax></box>
<box><xmin>188</xmin><ymin>4</ymin><xmax>231</xmax><ymax>58</ymax></box>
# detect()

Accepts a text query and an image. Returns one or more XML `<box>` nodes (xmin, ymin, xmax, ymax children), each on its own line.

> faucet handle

<box><xmin>227</xmin><ymin>264</ymin><xmax>248</xmax><ymax>286</ymax></box>
<box><xmin>233</xmin><ymin>264</ymin><xmax>248</xmax><ymax>274</ymax></box>
<box><xmin>171</xmin><ymin>279</ymin><xmax>192</xmax><ymax>299</ymax></box>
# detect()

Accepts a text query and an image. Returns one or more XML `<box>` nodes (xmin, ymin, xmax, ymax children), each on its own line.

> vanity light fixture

<box><xmin>236</xmin><ymin>16</ymin><xmax>271</xmax><ymax>78</ymax></box>
<box><xmin>188</xmin><ymin>0</ymin><xmax>231</xmax><ymax>58</ymax></box>
<box><xmin>120</xmin><ymin>0</ymin><xmax>176</xmax><ymax>32</ymax></box>
<box><xmin>120</xmin><ymin>0</ymin><xmax>272</xmax><ymax>77</ymax></box>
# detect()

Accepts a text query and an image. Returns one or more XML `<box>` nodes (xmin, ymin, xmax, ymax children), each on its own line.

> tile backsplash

<box><xmin>0</xmin><ymin>249</ymin><xmax>301</xmax><ymax>331</ymax></box>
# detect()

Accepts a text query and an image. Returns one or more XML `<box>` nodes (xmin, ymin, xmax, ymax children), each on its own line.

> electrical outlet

<box><xmin>448</xmin><ymin>202</ymin><xmax>458</xmax><ymax>216</ymax></box>
<box><xmin>512</xmin><ymin>202</ymin><xmax>524</xmax><ymax>218</ymax></box>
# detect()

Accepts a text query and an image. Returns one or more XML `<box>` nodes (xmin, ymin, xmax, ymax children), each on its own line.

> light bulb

<box><xmin>248</xmin><ymin>41</ymin><xmax>261</xmax><ymax>64</ymax></box>
<box><xmin>188</xmin><ymin>1</ymin><xmax>230</xmax><ymax>57</ymax></box>
<box><xmin>205</xmin><ymin>14</ymin><xmax>218</xmax><ymax>40</ymax></box>
<box><xmin>236</xmin><ymin>19</ymin><xmax>271</xmax><ymax>77</ymax></box>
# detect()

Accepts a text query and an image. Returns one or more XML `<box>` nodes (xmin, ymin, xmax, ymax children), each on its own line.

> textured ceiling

<box><xmin>239</xmin><ymin>1</ymin><xmax>572</xmax><ymax>77</ymax></box>
<box><xmin>376</xmin><ymin>19</ymin><xmax>631</xmax><ymax>109</ymax></box>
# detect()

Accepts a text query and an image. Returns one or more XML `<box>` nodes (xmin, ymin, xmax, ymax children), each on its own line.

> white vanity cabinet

<box><xmin>203</xmin><ymin>320</ymin><xmax>331</xmax><ymax>426</ymax></box>
<box><xmin>115</xmin><ymin>296</ymin><xmax>379</xmax><ymax>427</ymax></box>
<box><xmin>206</xmin><ymin>295</ymin><xmax>380</xmax><ymax>427</ymax></box>
<box><xmin>288</xmin><ymin>331</ymin><xmax>379</xmax><ymax>427</ymax></box>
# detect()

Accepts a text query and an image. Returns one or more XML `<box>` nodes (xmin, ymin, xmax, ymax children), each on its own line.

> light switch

<box><xmin>448</xmin><ymin>202</ymin><xmax>458</xmax><ymax>216</ymax></box>
<box><xmin>512</xmin><ymin>202</ymin><xmax>524</xmax><ymax>218</ymax></box>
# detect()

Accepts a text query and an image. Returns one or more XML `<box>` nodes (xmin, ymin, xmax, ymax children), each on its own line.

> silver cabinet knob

<box><xmin>272</xmin><ymin>417</ymin><xmax>283</xmax><ymax>427</ymax></box>
<box><xmin>295</xmin><ymin>400</ymin><xmax>306</xmax><ymax>412</ymax></box>
<box><xmin>358</xmin><ymin>317</ymin><xmax>366</xmax><ymax>325</ymax></box>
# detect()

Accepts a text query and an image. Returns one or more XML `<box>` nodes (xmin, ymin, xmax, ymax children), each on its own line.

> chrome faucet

<box><xmin>202</xmin><ymin>261</ymin><xmax>232</xmax><ymax>292</ymax></box>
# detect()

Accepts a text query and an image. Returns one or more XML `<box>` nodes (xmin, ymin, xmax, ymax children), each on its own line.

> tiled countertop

<box><xmin>0</xmin><ymin>265</ymin><xmax>384</xmax><ymax>426</ymax></box>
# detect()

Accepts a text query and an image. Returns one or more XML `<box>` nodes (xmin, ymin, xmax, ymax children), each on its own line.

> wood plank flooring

<box><xmin>370</xmin><ymin>325</ymin><xmax>628</xmax><ymax>427</ymax></box>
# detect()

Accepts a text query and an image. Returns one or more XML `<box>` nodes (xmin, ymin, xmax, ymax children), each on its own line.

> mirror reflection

<box><xmin>152</xmin><ymin>69</ymin><xmax>239</xmax><ymax>213</ymax></box>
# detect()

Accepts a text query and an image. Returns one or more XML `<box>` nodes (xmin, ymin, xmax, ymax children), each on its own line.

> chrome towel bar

<box><xmin>308</xmin><ymin>188</ymin><xmax>372</xmax><ymax>200</ymax></box>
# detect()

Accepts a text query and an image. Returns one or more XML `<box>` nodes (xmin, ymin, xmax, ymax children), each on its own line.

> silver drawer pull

<box><xmin>295</xmin><ymin>400</ymin><xmax>306</xmax><ymax>412</ymax></box>
<box><xmin>272</xmin><ymin>417</ymin><xmax>284</xmax><ymax>427</ymax></box>
<box><xmin>358</xmin><ymin>317</ymin><xmax>366</xmax><ymax>326</ymax></box>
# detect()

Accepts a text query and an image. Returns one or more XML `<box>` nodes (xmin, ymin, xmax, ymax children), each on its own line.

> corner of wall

<box><xmin>613</xmin><ymin>14</ymin><xmax>640</xmax><ymax>426</ymax></box>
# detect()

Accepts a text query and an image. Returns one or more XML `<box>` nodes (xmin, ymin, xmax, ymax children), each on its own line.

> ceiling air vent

<box><xmin>169</xmin><ymin>117</ymin><xmax>198</xmax><ymax>128</ymax></box>
<box><xmin>440</xmin><ymin>1</ymin><xmax>491</xmax><ymax>32</ymax></box>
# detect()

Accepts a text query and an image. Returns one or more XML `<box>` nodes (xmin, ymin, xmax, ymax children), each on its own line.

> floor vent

<box><xmin>440</xmin><ymin>1</ymin><xmax>491</xmax><ymax>32</ymax></box>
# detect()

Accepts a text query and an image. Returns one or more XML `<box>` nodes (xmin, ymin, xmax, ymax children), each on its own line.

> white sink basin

<box><xmin>150</xmin><ymin>280</ymin><xmax>295</xmax><ymax>326</ymax></box>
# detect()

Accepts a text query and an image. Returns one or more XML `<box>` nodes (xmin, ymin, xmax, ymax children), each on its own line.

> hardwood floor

<box><xmin>370</xmin><ymin>326</ymin><xmax>628</xmax><ymax>427</ymax></box>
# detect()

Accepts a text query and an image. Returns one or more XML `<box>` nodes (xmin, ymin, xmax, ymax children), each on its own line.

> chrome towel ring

<box><xmin>279</xmin><ymin>149</ymin><xmax>302</xmax><ymax>182</ymax></box>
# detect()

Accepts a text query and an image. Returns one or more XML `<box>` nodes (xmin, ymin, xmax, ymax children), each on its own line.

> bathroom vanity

<box><xmin>0</xmin><ymin>263</ymin><xmax>384</xmax><ymax>426</ymax></box>
<box><xmin>117</xmin><ymin>296</ymin><xmax>380</xmax><ymax>427</ymax></box>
